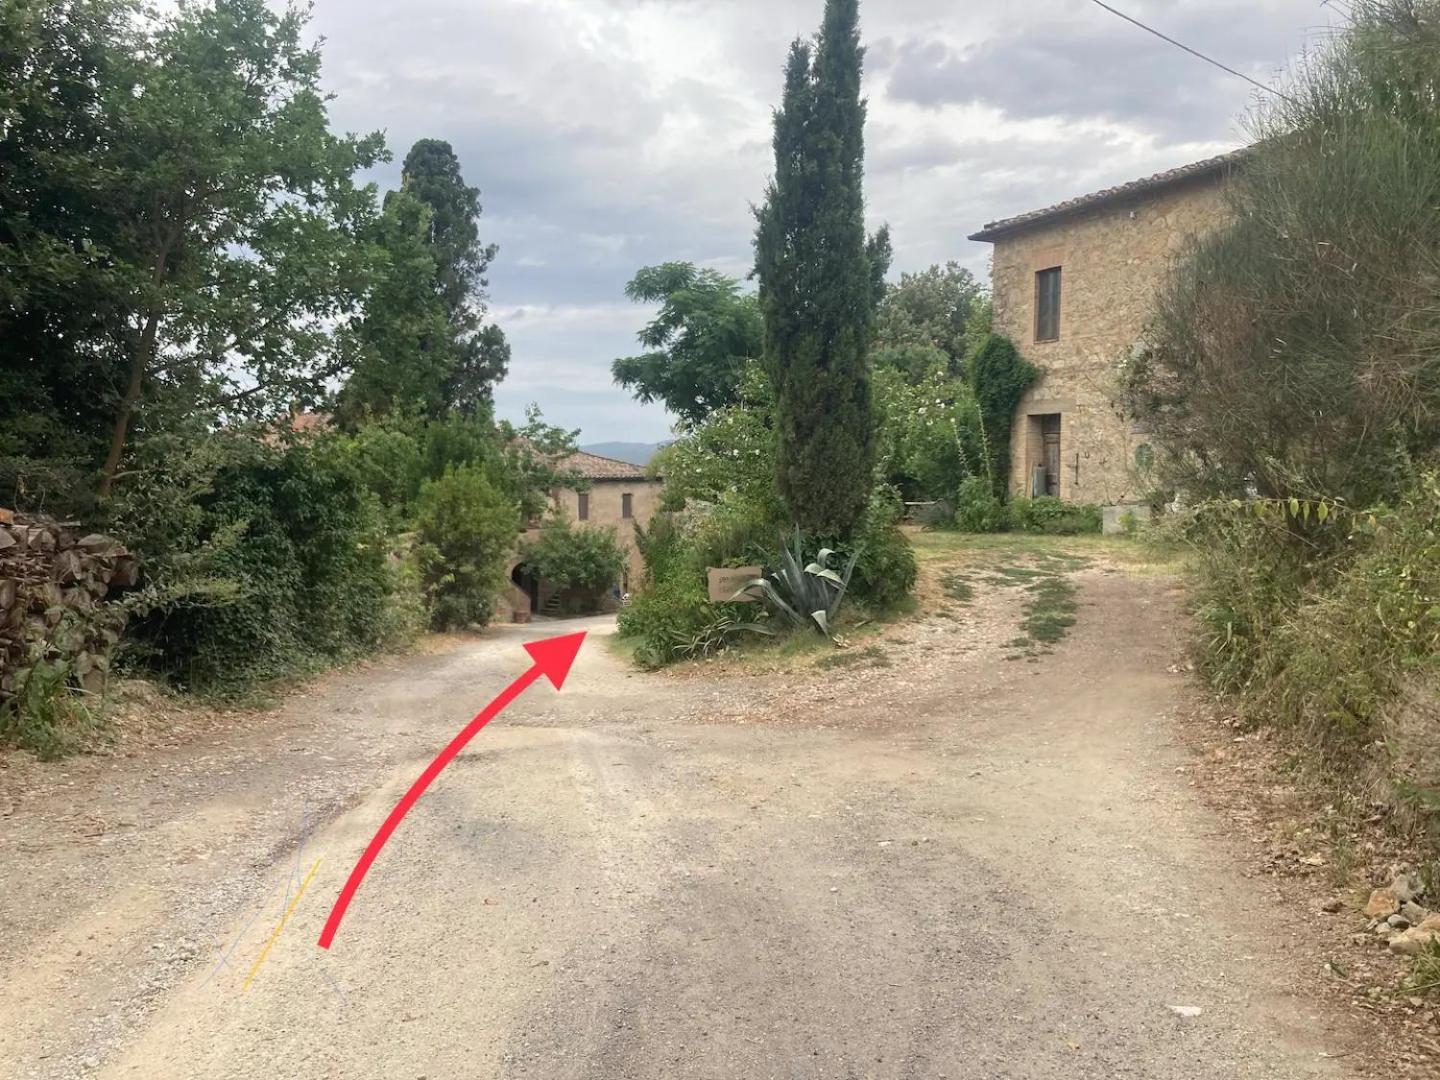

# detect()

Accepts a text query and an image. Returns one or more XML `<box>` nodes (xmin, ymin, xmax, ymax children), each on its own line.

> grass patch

<box><xmin>1021</xmin><ymin>575</ymin><xmax>1080</xmax><ymax>644</ymax></box>
<box><xmin>940</xmin><ymin>571</ymin><xmax>975</xmax><ymax>603</ymax></box>
<box><xmin>1405</xmin><ymin>938</ymin><xmax>1440</xmax><ymax>997</ymax></box>
<box><xmin>815</xmin><ymin>644</ymin><xmax>890</xmax><ymax>670</ymax></box>
<box><xmin>909</xmin><ymin>528</ymin><xmax>1183</xmax><ymax>572</ymax></box>
<box><xmin>986</xmin><ymin>565</ymin><xmax>1051</xmax><ymax>587</ymax></box>
<box><xmin>0</xmin><ymin>695</ymin><xmax>105</xmax><ymax>760</ymax></box>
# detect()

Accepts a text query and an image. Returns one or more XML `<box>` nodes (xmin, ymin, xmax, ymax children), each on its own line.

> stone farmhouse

<box><xmin>500</xmin><ymin>449</ymin><xmax>663</xmax><ymax>621</ymax></box>
<box><xmin>969</xmin><ymin>150</ymin><xmax>1244</xmax><ymax>508</ymax></box>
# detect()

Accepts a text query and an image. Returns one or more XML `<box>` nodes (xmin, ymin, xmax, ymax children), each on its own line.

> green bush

<box><xmin>1186</xmin><ymin>478</ymin><xmax>1440</xmax><ymax>767</ymax></box>
<box><xmin>1008</xmin><ymin>497</ymin><xmax>1102</xmax><ymax>536</ymax></box>
<box><xmin>843</xmin><ymin>491</ymin><xmax>917</xmax><ymax>610</ymax></box>
<box><xmin>953</xmin><ymin>475</ymin><xmax>1008</xmax><ymax>533</ymax></box>
<box><xmin>687</xmin><ymin>492</ymin><xmax>787</xmax><ymax>572</ymax></box>
<box><xmin>415</xmin><ymin>464</ymin><xmax>519</xmax><ymax>630</ymax></box>
<box><xmin>617</xmin><ymin>574</ymin><xmax>747</xmax><ymax>669</ymax></box>
<box><xmin>634</xmin><ymin>511</ymin><xmax>690</xmax><ymax>586</ymax></box>
<box><xmin>115</xmin><ymin>437</ymin><xmax>404</xmax><ymax>692</ymax></box>
<box><xmin>518</xmin><ymin>515</ymin><xmax>627</xmax><ymax>612</ymax></box>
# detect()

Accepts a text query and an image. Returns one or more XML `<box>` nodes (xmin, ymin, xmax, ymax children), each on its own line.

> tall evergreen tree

<box><xmin>341</xmin><ymin>138</ymin><xmax>509</xmax><ymax>422</ymax></box>
<box><xmin>754</xmin><ymin>0</ymin><xmax>888</xmax><ymax>538</ymax></box>
<box><xmin>399</xmin><ymin>139</ymin><xmax>510</xmax><ymax>413</ymax></box>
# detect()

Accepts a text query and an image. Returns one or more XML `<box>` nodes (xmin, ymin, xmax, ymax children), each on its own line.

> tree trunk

<box><xmin>98</xmin><ymin>230</ymin><xmax>175</xmax><ymax>500</ymax></box>
<box><xmin>98</xmin><ymin>310</ymin><xmax>158</xmax><ymax>499</ymax></box>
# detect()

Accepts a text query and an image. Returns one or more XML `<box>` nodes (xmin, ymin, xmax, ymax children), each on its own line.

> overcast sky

<box><xmin>307</xmin><ymin>0</ymin><xmax>1341</xmax><ymax>444</ymax></box>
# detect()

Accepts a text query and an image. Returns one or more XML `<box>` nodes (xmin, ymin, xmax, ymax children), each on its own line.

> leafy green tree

<box><xmin>612</xmin><ymin>262</ymin><xmax>763</xmax><ymax>426</ymax></box>
<box><xmin>337</xmin><ymin>192</ymin><xmax>454</xmax><ymax>421</ymax></box>
<box><xmin>0</xmin><ymin>0</ymin><xmax>140</xmax><ymax>492</ymax></box>
<box><xmin>518</xmin><ymin>515</ymin><xmax>627</xmax><ymax>606</ymax></box>
<box><xmin>656</xmin><ymin>361</ymin><xmax>780</xmax><ymax>510</ymax></box>
<box><xmin>415</xmin><ymin>464</ymin><xmax>519</xmax><ymax>630</ymax></box>
<box><xmin>874</xmin><ymin>262</ymin><xmax>987</xmax><ymax>373</ymax></box>
<box><xmin>400</xmin><ymin>139</ymin><xmax>497</xmax><ymax>312</ymax></box>
<box><xmin>333</xmin><ymin>403</ymin><xmax>585</xmax><ymax>526</ymax></box>
<box><xmin>342</xmin><ymin>138</ymin><xmax>508</xmax><ymax>420</ymax></box>
<box><xmin>869</xmin><ymin>343</ymin><xmax>951</xmax><ymax>386</ymax></box>
<box><xmin>400</xmin><ymin>138</ymin><xmax>510</xmax><ymax>412</ymax></box>
<box><xmin>873</xmin><ymin>366</ymin><xmax>987</xmax><ymax>501</ymax></box>
<box><xmin>87</xmin><ymin>0</ymin><xmax>386</xmax><ymax>498</ymax></box>
<box><xmin>754</xmin><ymin>0</ymin><xmax>889</xmax><ymax>538</ymax></box>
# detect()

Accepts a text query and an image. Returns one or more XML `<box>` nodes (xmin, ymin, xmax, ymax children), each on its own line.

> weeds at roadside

<box><xmin>815</xmin><ymin>644</ymin><xmax>889</xmax><ymax>670</ymax></box>
<box><xmin>1403</xmin><ymin>939</ymin><xmax>1440</xmax><ymax>997</ymax></box>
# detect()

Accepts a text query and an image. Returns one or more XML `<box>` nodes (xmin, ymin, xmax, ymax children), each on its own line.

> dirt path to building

<box><xmin>0</xmin><ymin>542</ymin><xmax>1375</xmax><ymax>1079</ymax></box>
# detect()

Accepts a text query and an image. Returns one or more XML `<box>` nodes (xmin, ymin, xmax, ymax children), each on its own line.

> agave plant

<box><xmin>732</xmin><ymin>527</ymin><xmax>860</xmax><ymax>637</ymax></box>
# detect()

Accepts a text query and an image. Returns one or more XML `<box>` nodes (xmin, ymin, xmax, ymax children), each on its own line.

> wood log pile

<box><xmin>0</xmin><ymin>507</ymin><xmax>139</xmax><ymax>706</ymax></box>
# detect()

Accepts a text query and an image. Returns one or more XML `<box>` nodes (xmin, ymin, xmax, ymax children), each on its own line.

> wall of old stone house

<box><xmin>989</xmin><ymin>177</ymin><xmax>1231</xmax><ymax>505</ymax></box>
<box><xmin>497</xmin><ymin>478</ymin><xmax>664</xmax><ymax>620</ymax></box>
<box><xmin>550</xmin><ymin>479</ymin><xmax>663</xmax><ymax>591</ymax></box>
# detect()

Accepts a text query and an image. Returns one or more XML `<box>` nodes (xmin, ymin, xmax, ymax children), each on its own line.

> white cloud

<box><xmin>305</xmin><ymin>0</ymin><xmax>1334</xmax><ymax>439</ymax></box>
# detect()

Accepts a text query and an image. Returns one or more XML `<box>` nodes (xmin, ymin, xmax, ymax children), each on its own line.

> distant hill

<box><xmin>580</xmin><ymin>441</ymin><xmax>666</xmax><ymax>467</ymax></box>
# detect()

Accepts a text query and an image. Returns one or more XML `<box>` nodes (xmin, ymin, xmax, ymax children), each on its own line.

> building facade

<box><xmin>969</xmin><ymin>152</ymin><xmax>1241</xmax><ymax>506</ymax></box>
<box><xmin>499</xmin><ymin>450</ymin><xmax>663</xmax><ymax>621</ymax></box>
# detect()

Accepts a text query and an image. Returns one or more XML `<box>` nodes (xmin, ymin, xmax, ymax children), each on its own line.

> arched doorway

<box><xmin>511</xmin><ymin>563</ymin><xmax>539</xmax><ymax>612</ymax></box>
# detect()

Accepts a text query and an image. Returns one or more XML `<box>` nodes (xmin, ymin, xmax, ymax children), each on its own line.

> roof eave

<box><xmin>968</xmin><ymin>149</ymin><xmax>1247</xmax><ymax>245</ymax></box>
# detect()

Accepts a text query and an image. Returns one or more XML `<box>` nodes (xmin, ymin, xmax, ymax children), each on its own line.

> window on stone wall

<box><xmin>1035</xmin><ymin>266</ymin><xmax>1062</xmax><ymax>342</ymax></box>
<box><xmin>578</xmin><ymin>492</ymin><xmax>589</xmax><ymax>521</ymax></box>
<box><xmin>622</xmin><ymin>493</ymin><xmax>633</xmax><ymax>519</ymax></box>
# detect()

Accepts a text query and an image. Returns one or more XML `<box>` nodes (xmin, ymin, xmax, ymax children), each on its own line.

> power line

<box><xmin>1087</xmin><ymin>0</ymin><xmax>1297</xmax><ymax>103</ymax></box>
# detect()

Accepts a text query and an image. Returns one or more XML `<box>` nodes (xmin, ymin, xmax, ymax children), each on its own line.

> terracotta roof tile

<box><xmin>968</xmin><ymin>148</ymin><xmax>1249</xmax><ymax>243</ymax></box>
<box><xmin>559</xmin><ymin>450</ymin><xmax>654</xmax><ymax>482</ymax></box>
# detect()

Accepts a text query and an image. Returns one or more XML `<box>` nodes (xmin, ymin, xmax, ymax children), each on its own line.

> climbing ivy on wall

<box><xmin>968</xmin><ymin>334</ymin><xmax>1039</xmax><ymax>498</ymax></box>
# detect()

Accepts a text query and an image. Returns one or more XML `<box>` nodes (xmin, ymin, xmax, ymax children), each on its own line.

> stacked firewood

<box><xmin>0</xmin><ymin>508</ymin><xmax>139</xmax><ymax>704</ymax></box>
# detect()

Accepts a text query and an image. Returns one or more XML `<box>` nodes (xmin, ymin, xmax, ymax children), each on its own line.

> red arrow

<box><xmin>317</xmin><ymin>630</ymin><xmax>586</xmax><ymax>949</ymax></box>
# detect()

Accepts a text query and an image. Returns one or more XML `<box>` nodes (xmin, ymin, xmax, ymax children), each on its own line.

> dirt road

<box><xmin>0</xmin><ymin>549</ymin><xmax>1364</xmax><ymax>1078</ymax></box>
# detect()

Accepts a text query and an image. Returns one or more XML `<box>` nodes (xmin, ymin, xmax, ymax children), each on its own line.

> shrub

<box><xmin>617</xmin><ymin>574</ymin><xmax>750</xmax><ymax>669</ymax></box>
<box><xmin>873</xmin><ymin>365</ymin><xmax>988</xmax><ymax>502</ymax></box>
<box><xmin>1008</xmin><ymin>497</ymin><xmax>1102</xmax><ymax>536</ymax></box>
<box><xmin>1187</xmin><ymin>478</ymin><xmax>1440</xmax><ymax>769</ymax></box>
<box><xmin>953</xmin><ymin>475</ymin><xmax>1008</xmax><ymax>533</ymax></box>
<box><xmin>633</xmin><ymin>511</ymin><xmax>690</xmax><ymax>586</ymax></box>
<box><xmin>519</xmin><ymin>515</ymin><xmax>627</xmax><ymax>612</ymax></box>
<box><xmin>113</xmin><ymin>436</ymin><xmax>403</xmax><ymax>692</ymax></box>
<box><xmin>844</xmin><ymin>490</ymin><xmax>918</xmax><ymax>610</ymax></box>
<box><xmin>415</xmin><ymin>464</ymin><xmax>519</xmax><ymax>630</ymax></box>
<box><xmin>686</xmin><ymin>491</ymin><xmax>787</xmax><ymax>572</ymax></box>
<box><xmin>1118</xmin><ymin>1</ymin><xmax>1440</xmax><ymax>512</ymax></box>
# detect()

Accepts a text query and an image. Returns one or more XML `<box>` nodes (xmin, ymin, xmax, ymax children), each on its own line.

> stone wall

<box><xmin>0</xmin><ymin>509</ymin><xmax>138</xmax><ymax>705</ymax></box>
<box><xmin>989</xmin><ymin>176</ymin><xmax>1232</xmax><ymax>505</ymax></box>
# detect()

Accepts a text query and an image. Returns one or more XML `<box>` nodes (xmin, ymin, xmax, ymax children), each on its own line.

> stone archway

<box><xmin>510</xmin><ymin>562</ymin><xmax>539</xmax><ymax>612</ymax></box>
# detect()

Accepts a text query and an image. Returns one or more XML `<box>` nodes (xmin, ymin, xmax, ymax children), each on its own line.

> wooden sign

<box><xmin>708</xmin><ymin>566</ymin><xmax>763</xmax><ymax>603</ymax></box>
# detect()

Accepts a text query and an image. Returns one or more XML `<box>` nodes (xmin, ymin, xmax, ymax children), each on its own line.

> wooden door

<box><xmin>1041</xmin><ymin>415</ymin><xmax>1061</xmax><ymax>497</ymax></box>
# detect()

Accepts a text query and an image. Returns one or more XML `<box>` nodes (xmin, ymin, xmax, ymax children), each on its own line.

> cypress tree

<box><xmin>754</xmin><ymin>0</ymin><xmax>888</xmax><ymax>538</ymax></box>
